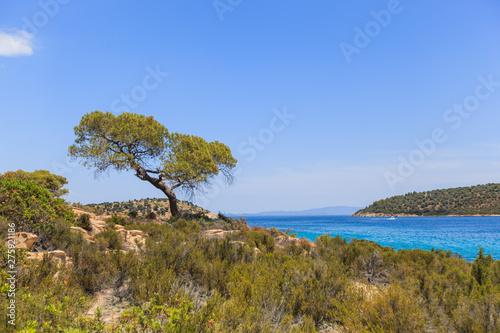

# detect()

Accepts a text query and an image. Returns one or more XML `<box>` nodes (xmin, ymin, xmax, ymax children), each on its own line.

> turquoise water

<box><xmin>242</xmin><ymin>215</ymin><xmax>500</xmax><ymax>261</ymax></box>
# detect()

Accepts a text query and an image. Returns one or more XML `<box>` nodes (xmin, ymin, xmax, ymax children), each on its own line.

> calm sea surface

<box><xmin>242</xmin><ymin>215</ymin><xmax>500</xmax><ymax>261</ymax></box>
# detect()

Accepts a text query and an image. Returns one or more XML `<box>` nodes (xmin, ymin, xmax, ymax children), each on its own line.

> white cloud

<box><xmin>0</xmin><ymin>30</ymin><xmax>34</xmax><ymax>57</ymax></box>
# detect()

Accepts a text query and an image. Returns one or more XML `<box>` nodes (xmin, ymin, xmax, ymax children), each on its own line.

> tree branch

<box><xmin>144</xmin><ymin>169</ymin><xmax>161</xmax><ymax>174</ymax></box>
<box><xmin>171</xmin><ymin>182</ymin><xmax>184</xmax><ymax>190</ymax></box>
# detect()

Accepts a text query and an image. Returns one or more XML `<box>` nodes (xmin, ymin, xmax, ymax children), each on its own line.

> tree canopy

<box><xmin>68</xmin><ymin>111</ymin><xmax>237</xmax><ymax>216</ymax></box>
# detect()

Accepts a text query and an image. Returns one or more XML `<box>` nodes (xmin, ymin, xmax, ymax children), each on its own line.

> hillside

<box><xmin>353</xmin><ymin>183</ymin><xmax>500</xmax><ymax>217</ymax></box>
<box><xmin>79</xmin><ymin>197</ymin><xmax>216</xmax><ymax>219</ymax></box>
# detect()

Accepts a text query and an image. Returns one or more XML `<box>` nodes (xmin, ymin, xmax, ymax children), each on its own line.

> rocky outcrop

<box><xmin>72</xmin><ymin>207</ymin><xmax>107</xmax><ymax>234</ymax></box>
<box><xmin>201</xmin><ymin>229</ymin><xmax>238</xmax><ymax>240</ymax></box>
<box><xmin>205</xmin><ymin>212</ymin><xmax>218</xmax><ymax>219</ymax></box>
<box><xmin>109</xmin><ymin>225</ymin><xmax>148</xmax><ymax>252</ymax></box>
<box><xmin>122</xmin><ymin>228</ymin><xmax>146</xmax><ymax>252</ymax></box>
<box><xmin>274</xmin><ymin>235</ymin><xmax>300</xmax><ymax>248</ymax></box>
<box><xmin>70</xmin><ymin>227</ymin><xmax>95</xmax><ymax>242</ymax></box>
<box><xmin>114</xmin><ymin>225</ymin><xmax>127</xmax><ymax>238</ymax></box>
<box><xmin>26</xmin><ymin>250</ymin><xmax>71</xmax><ymax>266</ymax></box>
<box><xmin>49</xmin><ymin>250</ymin><xmax>67</xmax><ymax>263</ymax></box>
<box><xmin>13</xmin><ymin>232</ymin><xmax>37</xmax><ymax>249</ymax></box>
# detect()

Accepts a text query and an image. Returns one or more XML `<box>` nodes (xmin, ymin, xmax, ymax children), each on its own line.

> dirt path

<box><xmin>86</xmin><ymin>288</ymin><xmax>130</xmax><ymax>325</ymax></box>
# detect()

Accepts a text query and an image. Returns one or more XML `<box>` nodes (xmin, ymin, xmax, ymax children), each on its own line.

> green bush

<box><xmin>69</xmin><ymin>242</ymin><xmax>112</xmax><ymax>293</ymax></box>
<box><xmin>0</xmin><ymin>178</ymin><xmax>75</xmax><ymax>234</ymax></box>
<box><xmin>105</xmin><ymin>214</ymin><xmax>126</xmax><ymax>227</ymax></box>
<box><xmin>77</xmin><ymin>213</ymin><xmax>92</xmax><ymax>231</ymax></box>
<box><xmin>94</xmin><ymin>227</ymin><xmax>122</xmax><ymax>251</ymax></box>
<box><xmin>146</xmin><ymin>211</ymin><xmax>157</xmax><ymax>219</ymax></box>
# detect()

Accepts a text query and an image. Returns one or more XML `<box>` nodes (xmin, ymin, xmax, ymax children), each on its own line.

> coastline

<box><xmin>352</xmin><ymin>213</ymin><xmax>500</xmax><ymax>217</ymax></box>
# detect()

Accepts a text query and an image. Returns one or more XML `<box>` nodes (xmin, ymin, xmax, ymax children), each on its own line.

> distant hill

<box><xmin>241</xmin><ymin>206</ymin><xmax>362</xmax><ymax>216</ymax></box>
<box><xmin>80</xmin><ymin>198</ymin><xmax>212</xmax><ymax>218</ymax></box>
<box><xmin>353</xmin><ymin>183</ymin><xmax>500</xmax><ymax>217</ymax></box>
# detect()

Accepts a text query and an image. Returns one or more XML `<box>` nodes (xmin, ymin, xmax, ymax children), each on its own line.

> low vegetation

<box><xmin>1</xmin><ymin>172</ymin><xmax>499</xmax><ymax>332</ymax></box>
<box><xmin>76</xmin><ymin>198</ymin><xmax>209</xmax><ymax>218</ymax></box>
<box><xmin>354</xmin><ymin>183</ymin><xmax>500</xmax><ymax>216</ymax></box>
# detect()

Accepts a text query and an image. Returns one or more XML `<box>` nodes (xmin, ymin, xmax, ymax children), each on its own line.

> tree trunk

<box><xmin>134</xmin><ymin>165</ymin><xmax>180</xmax><ymax>217</ymax></box>
<box><xmin>166</xmin><ymin>193</ymin><xmax>179</xmax><ymax>217</ymax></box>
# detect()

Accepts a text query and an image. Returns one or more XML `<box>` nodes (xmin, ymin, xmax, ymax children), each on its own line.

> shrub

<box><xmin>69</xmin><ymin>242</ymin><xmax>111</xmax><ymax>293</ymax></box>
<box><xmin>77</xmin><ymin>213</ymin><xmax>92</xmax><ymax>231</ymax></box>
<box><xmin>0</xmin><ymin>216</ymin><xmax>8</xmax><ymax>240</ymax></box>
<box><xmin>147</xmin><ymin>211</ymin><xmax>157</xmax><ymax>220</ymax></box>
<box><xmin>94</xmin><ymin>227</ymin><xmax>122</xmax><ymax>251</ymax></box>
<box><xmin>172</xmin><ymin>218</ymin><xmax>201</xmax><ymax>234</ymax></box>
<box><xmin>0</xmin><ymin>169</ymin><xmax>69</xmax><ymax>197</ymax></box>
<box><xmin>0</xmin><ymin>178</ymin><xmax>75</xmax><ymax>234</ymax></box>
<box><xmin>106</xmin><ymin>214</ymin><xmax>126</xmax><ymax>227</ymax></box>
<box><xmin>128</xmin><ymin>210</ymin><xmax>138</xmax><ymax>218</ymax></box>
<box><xmin>245</xmin><ymin>229</ymin><xmax>275</xmax><ymax>253</ymax></box>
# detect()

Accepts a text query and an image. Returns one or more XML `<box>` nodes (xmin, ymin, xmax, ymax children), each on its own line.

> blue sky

<box><xmin>1</xmin><ymin>0</ymin><xmax>499</xmax><ymax>213</ymax></box>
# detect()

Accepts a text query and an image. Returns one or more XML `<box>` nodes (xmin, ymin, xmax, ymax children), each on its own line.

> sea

<box><xmin>242</xmin><ymin>215</ymin><xmax>500</xmax><ymax>262</ymax></box>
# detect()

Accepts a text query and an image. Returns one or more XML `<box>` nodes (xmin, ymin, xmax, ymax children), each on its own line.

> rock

<box><xmin>89</xmin><ymin>217</ymin><xmax>107</xmax><ymax>235</ymax></box>
<box><xmin>201</xmin><ymin>229</ymin><xmax>237</xmax><ymax>240</ymax></box>
<box><xmin>229</xmin><ymin>240</ymin><xmax>246</xmax><ymax>247</ymax></box>
<box><xmin>70</xmin><ymin>227</ymin><xmax>95</xmax><ymax>242</ymax></box>
<box><xmin>274</xmin><ymin>235</ymin><xmax>300</xmax><ymax>248</ymax></box>
<box><xmin>72</xmin><ymin>207</ymin><xmax>90</xmax><ymax>217</ymax></box>
<box><xmin>26</xmin><ymin>252</ymin><xmax>44</xmax><ymax>260</ymax></box>
<box><xmin>206</xmin><ymin>212</ymin><xmax>218</xmax><ymax>219</ymax></box>
<box><xmin>49</xmin><ymin>250</ymin><xmax>67</xmax><ymax>263</ymax></box>
<box><xmin>127</xmin><ymin>230</ymin><xmax>145</xmax><ymax>237</ymax></box>
<box><xmin>13</xmin><ymin>232</ymin><xmax>37</xmax><ymax>249</ymax></box>
<box><xmin>114</xmin><ymin>225</ymin><xmax>127</xmax><ymax>238</ymax></box>
<box><xmin>122</xmin><ymin>230</ymin><xmax>147</xmax><ymax>252</ymax></box>
<box><xmin>71</xmin><ymin>207</ymin><xmax>107</xmax><ymax>235</ymax></box>
<box><xmin>26</xmin><ymin>250</ymin><xmax>70</xmax><ymax>266</ymax></box>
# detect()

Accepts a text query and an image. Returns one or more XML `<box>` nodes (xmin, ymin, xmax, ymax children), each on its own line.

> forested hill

<box><xmin>353</xmin><ymin>183</ymin><xmax>500</xmax><ymax>216</ymax></box>
<box><xmin>77</xmin><ymin>198</ymin><xmax>213</xmax><ymax>219</ymax></box>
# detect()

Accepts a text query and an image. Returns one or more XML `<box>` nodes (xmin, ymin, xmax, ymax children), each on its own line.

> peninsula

<box><xmin>353</xmin><ymin>183</ymin><xmax>500</xmax><ymax>217</ymax></box>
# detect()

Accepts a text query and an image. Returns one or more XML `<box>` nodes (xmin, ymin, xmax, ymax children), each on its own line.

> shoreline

<box><xmin>352</xmin><ymin>213</ymin><xmax>500</xmax><ymax>217</ymax></box>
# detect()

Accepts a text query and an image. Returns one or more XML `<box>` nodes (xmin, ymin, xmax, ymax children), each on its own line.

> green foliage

<box><xmin>146</xmin><ymin>211</ymin><xmax>158</xmax><ymax>219</ymax></box>
<box><xmin>0</xmin><ymin>169</ymin><xmax>69</xmax><ymax>197</ymax></box>
<box><xmin>472</xmin><ymin>247</ymin><xmax>494</xmax><ymax>286</ymax></box>
<box><xmin>0</xmin><ymin>253</ymin><xmax>93</xmax><ymax>332</ymax></box>
<box><xmin>77</xmin><ymin>213</ymin><xmax>92</xmax><ymax>231</ymax></box>
<box><xmin>0</xmin><ymin>178</ymin><xmax>75</xmax><ymax>234</ymax></box>
<box><xmin>69</xmin><ymin>111</ymin><xmax>167</xmax><ymax>173</ymax></box>
<box><xmin>84</xmin><ymin>197</ymin><xmax>207</xmax><ymax>217</ymax></box>
<box><xmin>245</xmin><ymin>228</ymin><xmax>275</xmax><ymax>253</ymax></box>
<box><xmin>163</xmin><ymin>133</ymin><xmax>237</xmax><ymax>190</ymax></box>
<box><xmin>342</xmin><ymin>282</ymin><xmax>427</xmax><ymax>332</ymax></box>
<box><xmin>106</xmin><ymin>214</ymin><xmax>126</xmax><ymax>227</ymax></box>
<box><xmin>69</xmin><ymin>242</ymin><xmax>112</xmax><ymax>293</ymax></box>
<box><xmin>355</xmin><ymin>183</ymin><xmax>500</xmax><ymax>216</ymax></box>
<box><xmin>94</xmin><ymin>227</ymin><xmax>122</xmax><ymax>251</ymax></box>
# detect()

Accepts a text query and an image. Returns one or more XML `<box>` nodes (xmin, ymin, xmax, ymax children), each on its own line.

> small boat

<box><xmin>389</xmin><ymin>216</ymin><xmax>396</xmax><ymax>220</ymax></box>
